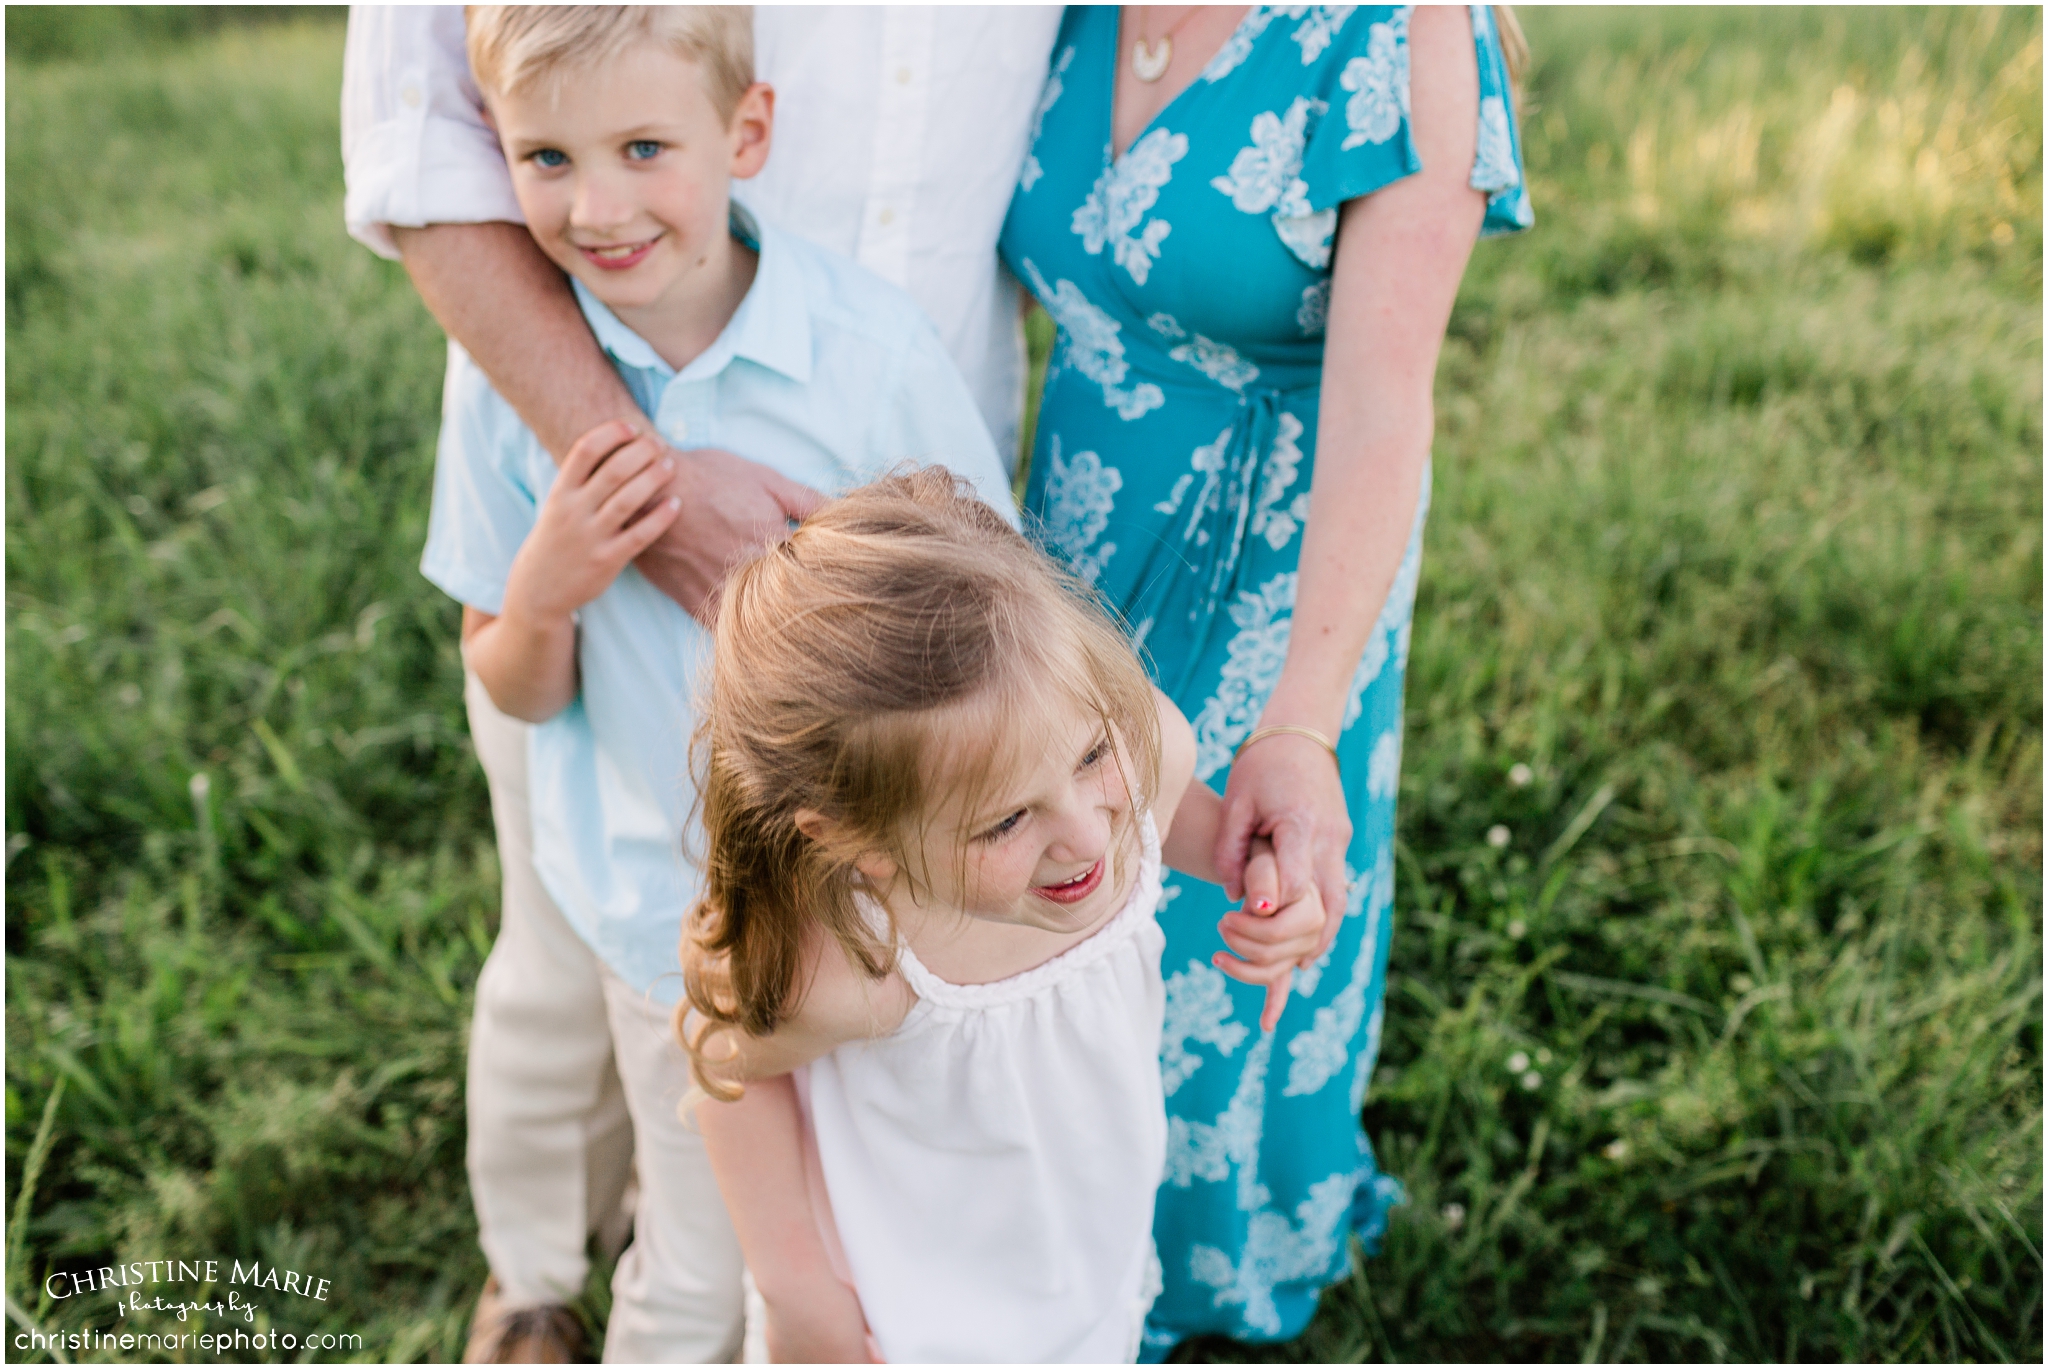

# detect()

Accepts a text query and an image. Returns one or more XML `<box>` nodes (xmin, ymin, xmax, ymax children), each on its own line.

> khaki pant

<box><xmin>464</xmin><ymin>673</ymin><xmax>745</xmax><ymax>1362</ymax></box>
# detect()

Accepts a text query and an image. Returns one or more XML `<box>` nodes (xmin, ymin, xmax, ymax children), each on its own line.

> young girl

<box><xmin>680</xmin><ymin>470</ymin><xmax>1328</xmax><ymax>1363</ymax></box>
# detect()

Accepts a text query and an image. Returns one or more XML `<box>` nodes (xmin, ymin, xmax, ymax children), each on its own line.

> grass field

<box><xmin>6</xmin><ymin>7</ymin><xmax>2040</xmax><ymax>1363</ymax></box>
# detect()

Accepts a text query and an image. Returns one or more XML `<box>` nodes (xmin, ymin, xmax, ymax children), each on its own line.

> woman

<box><xmin>1000</xmin><ymin>4</ymin><xmax>1531</xmax><ymax>1354</ymax></box>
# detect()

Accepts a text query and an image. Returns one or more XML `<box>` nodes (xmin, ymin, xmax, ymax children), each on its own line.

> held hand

<box><xmin>763</xmin><ymin>1282</ymin><xmax>877</xmax><ymax>1364</ymax></box>
<box><xmin>635</xmin><ymin>442</ymin><xmax>827</xmax><ymax>625</ymax></box>
<box><xmin>1214</xmin><ymin>732</ymin><xmax>1352</xmax><ymax>961</ymax></box>
<box><xmin>501</xmin><ymin>420</ymin><xmax>683</xmax><ymax>628</ymax></box>
<box><xmin>1213</xmin><ymin>846</ymin><xmax>1329</xmax><ymax>1032</ymax></box>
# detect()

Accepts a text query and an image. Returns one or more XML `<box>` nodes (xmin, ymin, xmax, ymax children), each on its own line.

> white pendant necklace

<box><xmin>1130</xmin><ymin>35</ymin><xmax>1172</xmax><ymax>82</ymax></box>
<box><xmin>1128</xmin><ymin>7</ymin><xmax>1198</xmax><ymax>84</ymax></box>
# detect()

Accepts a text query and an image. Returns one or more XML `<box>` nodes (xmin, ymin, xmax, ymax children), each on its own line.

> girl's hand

<box><xmin>763</xmin><ymin>1280</ymin><xmax>878</xmax><ymax>1364</ymax></box>
<box><xmin>1212</xmin><ymin>845</ymin><xmax>1328</xmax><ymax>1032</ymax></box>
<box><xmin>1214</xmin><ymin>732</ymin><xmax>1351</xmax><ymax>962</ymax></box>
<box><xmin>500</xmin><ymin>419</ymin><xmax>683</xmax><ymax>630</ymax></box>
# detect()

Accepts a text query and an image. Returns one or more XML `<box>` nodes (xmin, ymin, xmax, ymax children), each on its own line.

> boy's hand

<box><xmin>1213</xmin><ymin>845</ymin><xmax>1328</xmax><ymax>1032</ymax></box>
<box><xmin>501</xmin><ymin>421</ymin><xmax>683</xmax><ymax>628</ymax></box>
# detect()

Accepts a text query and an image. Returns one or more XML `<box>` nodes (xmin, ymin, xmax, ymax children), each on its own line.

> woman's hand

<box><xmin>1209</xmin><ymin>5</ymin><xmax>1490</xmax><ymax>957</ymax></box>
<box><xmin>1214</xmin><ymin>734</ymin><xmax>1351</xmax><ymax>960</ymax></box>
<box><xmin>1213</xmin><ymin>843</ymin><xmax>1328</xmax><ymax>1031</ymax></box>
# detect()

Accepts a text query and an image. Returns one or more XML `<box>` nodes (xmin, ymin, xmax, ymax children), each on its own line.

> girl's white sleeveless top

<box><xmin>797</xmin><ymin>814</ymin><xmax>1169</xmax><ymax>1364</ymax></box>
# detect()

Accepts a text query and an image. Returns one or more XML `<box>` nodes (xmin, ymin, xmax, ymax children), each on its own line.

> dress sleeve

<box><xmin>1268</xmin><ymin>5</ymin><xmax>1530</xmax><ymax>270</ymax></box>
<box><xmin>1467</xmin><ymin>5</ymin><xmax>1534</xmax><ymax>238</ymax></box>
<box><xmin>341</xmin><ymin>5</ymin><xmax>525</xmax><ymax>261</ymax></box>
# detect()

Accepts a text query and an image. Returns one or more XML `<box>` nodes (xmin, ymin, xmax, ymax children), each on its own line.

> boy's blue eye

<box><xmin>627</xmin><ymin>140</ymin><xmax>661</xmax><ymax>160</ymax></box>
<box><xmin>532</xmin><ymin>148</ymin><xmax>568</xmax><ymax>169</ymax></box>
<box><xmin>1080</xmin><ymin>740</ymin><xmax>1109</xmax><ymax>769</ymax></box>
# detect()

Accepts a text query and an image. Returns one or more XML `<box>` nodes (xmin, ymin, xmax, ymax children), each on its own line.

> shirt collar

<box><xmin>571</xmin><ymin>202</ymin><xmax>813</xmax><ymax>386</ymax></box>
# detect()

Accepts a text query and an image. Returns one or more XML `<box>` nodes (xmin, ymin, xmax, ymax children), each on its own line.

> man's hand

<box><xmin>501</xmin><ymin>421</ymin><xmax>682</xmax><ymax>627</ymax></box>
<box><xmin>1212</xmin><ymin>843</ymin><xmax>1328</xmax><ymax>1032</ymax></box>
<box><xmin>638</xmin><ymin>443</ymin><xmax>826</xmax><ymax>624</ymax></box>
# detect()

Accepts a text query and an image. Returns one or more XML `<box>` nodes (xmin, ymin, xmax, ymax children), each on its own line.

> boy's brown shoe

<box><xmin>463</xmin><ymin>1276</ymin><xmax>588</xmax><ymax>1364</ymax></box>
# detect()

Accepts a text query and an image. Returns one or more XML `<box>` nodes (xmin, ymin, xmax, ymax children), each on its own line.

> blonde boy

<box><xmin>427</xmin><ymin>8</ymin><xmax>1015</xmax><ymax>1359</ymax></box>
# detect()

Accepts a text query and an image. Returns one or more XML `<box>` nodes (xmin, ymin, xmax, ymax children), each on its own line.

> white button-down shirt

<box><xmin>341</xmin><ymin>5</ymin><xmax>1062</xmax><ymax>464</ymax></box>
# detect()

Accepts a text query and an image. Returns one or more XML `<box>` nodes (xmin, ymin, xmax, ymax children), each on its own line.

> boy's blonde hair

<box><xmin>465</xmin><ymin>6</ymin><xmax>754</xmax><ymax>122</ymax></box>
<box><xmin>678</xmin><ymin>469</ymin><xmax>1162</xmax><ymax>1099</ymax></box>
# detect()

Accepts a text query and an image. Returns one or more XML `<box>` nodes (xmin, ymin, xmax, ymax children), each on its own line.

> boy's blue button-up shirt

<box><xmin>422</xmin><ymin>211</ymin><xmax>1018</xmax><ymax>1001</ymax></box>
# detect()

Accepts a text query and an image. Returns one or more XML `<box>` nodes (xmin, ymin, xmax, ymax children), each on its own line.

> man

<box><xmin>340</xmin><ymin>6</ymin><xmax>1060</xmax><ymax>1358</ymax></box>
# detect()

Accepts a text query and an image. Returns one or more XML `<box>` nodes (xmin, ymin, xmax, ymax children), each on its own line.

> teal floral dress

<box><xmin>999</xmin><ymin>6</ymin><xmax>1530</xmax><ymax>1353</ymax></box>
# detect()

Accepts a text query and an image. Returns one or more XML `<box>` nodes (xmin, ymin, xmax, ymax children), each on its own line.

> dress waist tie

<box><xmin>1126</xmin><ymin>384</ymin><xmax>1311</xmax><ymax>701</ymax></box>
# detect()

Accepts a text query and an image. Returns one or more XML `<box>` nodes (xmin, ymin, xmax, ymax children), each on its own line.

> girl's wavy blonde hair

<box><xmin>678</xmin><ymin>468</ymin><xmax>1160</xmax><ymax>1099</ymax></box>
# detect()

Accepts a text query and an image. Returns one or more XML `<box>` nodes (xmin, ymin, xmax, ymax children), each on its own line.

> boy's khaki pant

<box><xmin>465</xmin><ymin>673</ymin><xmax>745</xmax><ymax>1362</ymax></box>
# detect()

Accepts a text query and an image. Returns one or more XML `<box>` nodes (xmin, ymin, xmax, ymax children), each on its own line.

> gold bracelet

<box><xmin>1235</xmin><ymin>724</ymin><xmax>1340</xmax><ymax>775</ymax></box>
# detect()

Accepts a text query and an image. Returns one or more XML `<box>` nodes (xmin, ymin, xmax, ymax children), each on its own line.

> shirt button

<box><xmin>667</xmin><ymin>419</ymin><xmax>688</xmax><ymax>443</ymax></box>
<box><xmin>895</xmin><ymin>65</ymin><xmax>913</xmax><ymax>85</ymax></box>
<box><xmin>878</xmin><ymin>207</ymin><xmax>896</xmax><ymax>226</ymax></box>
<box><xmin>400</xmin><ymin>84</ymin><xmax>423</xmax><ymax>109</ymax></box>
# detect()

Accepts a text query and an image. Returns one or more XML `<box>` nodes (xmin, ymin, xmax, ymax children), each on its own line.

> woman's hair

<box><xmin>1492</xmin><ymin>6</ymin><xmax>1528</xmax><ymax>92</ymax></box>
<box><xmin>465</xmin><ymin>5</ymin><xmax>754</xmax><ymax>121</ymax></box>
<box><xmin>678</xmin><ymin>468</ymin><xmax>1161</xmax><ymax>1098</ymax></box>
